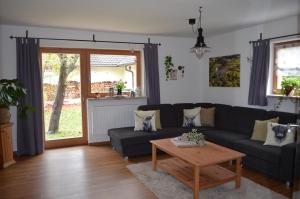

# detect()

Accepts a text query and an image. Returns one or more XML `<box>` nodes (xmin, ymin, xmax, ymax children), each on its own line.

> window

<box><xmin>272</xmin><ymin>40</ymin><xmax>300</xmax><ymax>94</ymax></box>
<box><xmin>87</xmin><ymin>50</ymin><xmax>141</xmax><ymax>97</ymax></box>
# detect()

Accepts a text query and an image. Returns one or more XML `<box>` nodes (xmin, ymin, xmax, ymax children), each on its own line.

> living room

<box><xmin>0</xmin><ymin>0</ymin><xmax>300</xmax><ymax>198</ymax></box>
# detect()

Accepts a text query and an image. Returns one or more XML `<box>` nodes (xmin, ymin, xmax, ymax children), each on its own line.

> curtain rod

<box><xmin>9</xmin><ymin>30</ymin><xmax>161</xmax><ymax>46</ymax></box>
<box><xmin>249</xmin><ymin>32</ymin><xmax>300</xmax><ymax>44</ymax></box>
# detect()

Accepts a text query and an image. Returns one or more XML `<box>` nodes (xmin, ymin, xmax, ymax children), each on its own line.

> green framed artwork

<box><xmin>209</xmin><ymin>54</ymin><xmax>240</xmax><ymax>87</ymax></box>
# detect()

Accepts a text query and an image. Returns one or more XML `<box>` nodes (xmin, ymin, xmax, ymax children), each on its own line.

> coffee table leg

<box><xmin>235</xmin><ymin>157</ymin><xmax>242</xmax><ymax>188</ymax></box>
<box><xmin>152</xmin><ymin>144</ymin><xmax>157</xmax><ymax>171</ymax></box>
<box><xmin>194</xmin><ymin>166</ymin><xmax>200</xmax><ymax>199</ymax></box>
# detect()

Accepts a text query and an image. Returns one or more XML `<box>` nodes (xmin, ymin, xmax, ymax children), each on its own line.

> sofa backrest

<box><xmin>137</xmin><ymin>103</ymin><xmax>298</xmax><ymax>131</ymax></box>
<box><xmin>173</xmin><ymin>103</ymin><xmax>215</xmax><ymax>127</ymax></box>
<box><xmin>265</xmin><ymin>111</ymin><xmax>297</xmax><ymax>124</ymax></box>
<box><xmin>194</xmin><ymin>103</ymin><xmax>215</xmax><ymax>108</ymax></box>
<box><xmin>231</xmin><ymin>106</ymin><xmax>266</xmax><ymax>137</ymax></box>
<box><xmin>138</xmin><ymin>104</ymin><xmax>177</xmax><ymax>127</ymax></box>
<box><xmin>214</xmin><ymin>104</ymin><xmax>235</xmax><ymax>131</ymax></box>
<box><xmin>173</xmin><ymin>103</ymin><xmax>195</xmax><ymax>127</ymax></box>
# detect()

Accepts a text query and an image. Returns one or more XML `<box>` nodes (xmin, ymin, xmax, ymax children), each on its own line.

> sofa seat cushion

<box><xmin>157</xmin><ymin>127</ymin><xmax>186</xmax><ymax>139</ymax></box>
<box><xmin>202</xmin><ymin>130</ymin><xmax>248</xmax><ymax>150</ymax></box>
<box><xmin>235</xmin><ymin>139</ymin><xmax>281</xmax><ymax>164</ymax></box>
<box><xmin>108</xmin><ymin>127</ymin><xmax>159</xmax><ymax>146</ymax></box>
<box><xmin>166</xmin><ymin>126</ymin><xmax>215</xmax><ymax>135</ymax></box>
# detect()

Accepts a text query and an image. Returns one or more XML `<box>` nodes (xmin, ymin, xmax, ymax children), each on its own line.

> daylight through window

<box><xmin>87</xmin><ymin>50</ymin><xmax>141</xmax><ymax>97</ymax></box>
<box><xmin>273</xmin><ymin>40</ymin><xmax>300</xmax><ymax>93</ymax></box>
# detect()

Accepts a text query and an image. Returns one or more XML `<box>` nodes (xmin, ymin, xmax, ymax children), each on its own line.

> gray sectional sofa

<box><xmin>108</xmin><ymin>103</ymin><xmax>298</xmax><ymax>184</ymax></box>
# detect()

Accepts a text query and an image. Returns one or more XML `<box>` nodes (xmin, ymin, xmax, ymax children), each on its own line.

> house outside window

<box><xmin>86</xmin><ymin>50</ymin><xmax>141</xmax><ymax>98</ymax></box>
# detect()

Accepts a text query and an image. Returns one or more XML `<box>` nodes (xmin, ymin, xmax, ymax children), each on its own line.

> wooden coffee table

<box><xmin>150</xmin><ymin>138</ymin><xmax>245</xmax><ymax>199</ymax></box>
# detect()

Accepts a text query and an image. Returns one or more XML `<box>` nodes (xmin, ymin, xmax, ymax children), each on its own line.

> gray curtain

<box><xmin>144</xmin><ymin>44</ymin><xmax>160</xmax><ymax>105</ymax></box>
<box><xmin>16</xmin><ymin>38</ymin><xmax>44</xmax><ymax>155</ymax></box>
<box><xmin>248</xmin><ymin>39</ymin><xmax>270</xmax><ymax>106</ymax></box>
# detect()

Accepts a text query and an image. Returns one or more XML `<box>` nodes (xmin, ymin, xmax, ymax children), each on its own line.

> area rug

<box><xmin>127</xmin><ymin>162</ymin><xmax>287</xmax><ymax>199</ymax></box>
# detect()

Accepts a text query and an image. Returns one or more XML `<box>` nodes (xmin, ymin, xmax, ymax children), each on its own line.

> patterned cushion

<box><xmin>264</xmin><ymin>123</ymin><xmax>296</xmax><ymax>146</ymax></box>
<box><xmin>138</xmin><ymin>104</ymin><xmax>176</xmax><ymax>127</ymax></box>
<box><xmin>134</xmin><ymin>110</ymin><xmax>157</xmax><ymax>132</ymax></box>
<box><xmin>182</xmin><ymin>107</ymin><xmax>201</xmax><ymax>127</ymax></box>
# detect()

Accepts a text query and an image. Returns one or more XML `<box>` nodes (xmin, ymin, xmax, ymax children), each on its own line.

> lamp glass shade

<box><xmin>191</xmin><ymin>27</ymin><xmax>209</xmax><ymax>58</ymax></box>
<box><xmin>191</xmin><ymin>47</ymin><xmax>210</xmax><ymax>58</ymax></box>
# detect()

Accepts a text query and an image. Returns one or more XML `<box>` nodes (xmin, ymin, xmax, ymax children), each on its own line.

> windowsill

<box><xmin>266</xmin><ymin>94</ymin><xmax>300</xmax><ymax>99</ymax></box>
<box><xmin>87</xmin><ymin>96</ymin><xmax>147</xmax><ymax>101</ymax></box>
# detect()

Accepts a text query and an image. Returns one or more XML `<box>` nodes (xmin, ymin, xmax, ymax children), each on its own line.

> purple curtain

<box><xmin>144</xmin><ymin>44</ymin><xmax>160</xmax><ymax>105</ymax></box>
<box><xmin>16</xmin><ymin>38</ymin><xmax>44</xmax><ymax>155</ymax></box>
<box><xmin>248</xmin><ymin>39</ymin><xmax>270</xmax><ymax>106</ymax></box>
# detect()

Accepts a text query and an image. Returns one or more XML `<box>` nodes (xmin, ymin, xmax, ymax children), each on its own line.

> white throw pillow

<box><xmin>182</xmin><ymin>107</ymin><xmax>201</xmax><ymax>127</ymax></box>
<box><xmin>264</xmin><ymin>122</ymin><xmax>295</xmax><ymax>147</ymax></box>
<box><xmin>134</xmin><ymin>110</ymin><xmax>157</xmax><ymax>132</ymax></box>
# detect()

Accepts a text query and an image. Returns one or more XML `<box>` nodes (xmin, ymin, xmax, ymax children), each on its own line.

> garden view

<box><xmin>42</xmin><ymin>53</ymin><xmax>82</xmax><ymax>140</ymax></box>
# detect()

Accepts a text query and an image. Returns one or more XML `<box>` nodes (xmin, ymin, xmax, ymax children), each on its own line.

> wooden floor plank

<box><xmin>0</xmin><ymin>145</ymin><xmax>294</xmax><ymax>199</ymax></box>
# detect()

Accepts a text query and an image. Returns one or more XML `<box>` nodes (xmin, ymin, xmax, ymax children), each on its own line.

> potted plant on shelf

<box><xmin>115</xmin><ymin>80</ymin><xmax>126</xmax><ymax>95</ymax></box>
<box><xmin>0</xmin><ymin>79</ymin><xmax>33</xmax><ymax>124</ymax></box>
<box><xmin>281</xmin><ymin>77</ymin><xmax>300</xmax><ymax>96</ymax></box>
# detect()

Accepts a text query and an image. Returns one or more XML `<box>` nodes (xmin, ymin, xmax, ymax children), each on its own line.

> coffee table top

<box><xmin>151</xmin><ymin>138</ymin><xmax>245</xmax><ymax>167</ymax></box>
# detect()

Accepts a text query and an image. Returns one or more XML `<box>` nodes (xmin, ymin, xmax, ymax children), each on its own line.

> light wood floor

<box><xmin>0</xmin><ymin>145</ymin><xmax>294</xmax><ymax>199</ymax></box>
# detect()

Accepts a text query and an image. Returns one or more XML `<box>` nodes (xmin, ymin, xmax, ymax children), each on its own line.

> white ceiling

<box><xmin>0</xmin><ymin>0</ymin><xmax>299</xmax><ymax>37</ymax></box>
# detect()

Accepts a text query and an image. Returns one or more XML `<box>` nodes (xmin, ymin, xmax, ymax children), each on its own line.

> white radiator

<box><xmin>87</xmin><ymin>97</ymin><xmax>147</xmax><ymax>143</ymax></box>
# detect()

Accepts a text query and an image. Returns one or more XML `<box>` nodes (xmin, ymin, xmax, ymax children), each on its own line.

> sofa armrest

<box><xmin>295</xmin><ymin>145</ymin><xmax>300</xmax><ymax>178</ymax></box>
<box><xmin>280</xmin><ymin>143</ymin><xmax>296</xmax><ymax>182</ymax></box>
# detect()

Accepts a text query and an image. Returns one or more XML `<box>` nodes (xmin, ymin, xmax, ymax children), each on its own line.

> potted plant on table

<box><xmin>0</xmin><ymin>79</ymin><xmax>33</xmax><ymax>124</ymax></box>
<box><xmin>115</xmin><ymin>80</ymin><xmax>126</xmax><ymax>95</ymax></box>
<box><xmin>281</xmin><ymin>77</ymin><xmax>300</xmax><ymax>96</ymax></box>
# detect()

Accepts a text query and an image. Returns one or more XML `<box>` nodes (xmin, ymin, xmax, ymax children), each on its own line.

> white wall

<box><xmin>0</xmin><ymin>24</ymin><xmax>203</xmax><ymax>150</ymax></box>
<box><xmin>1</xmin><ymin>15</ymin><xmax>299</xmax><ymax>151</ymax></box>
<box><xmin>199</xmin><ymin>15</ymin><xmax>300</xmax><ymax>113</ymax></box>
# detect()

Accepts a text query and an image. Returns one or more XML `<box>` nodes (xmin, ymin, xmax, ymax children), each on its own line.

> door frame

<box><xmin>40</xmin><ymin>48</ymin><xmax>88</xmax><ymax>149</ymax></box>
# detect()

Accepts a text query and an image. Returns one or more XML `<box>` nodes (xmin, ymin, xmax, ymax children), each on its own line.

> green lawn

<box><xmin>44</xmin><ymin>106</ymin><xmax>82</xmax><ymax>140</ymax></box>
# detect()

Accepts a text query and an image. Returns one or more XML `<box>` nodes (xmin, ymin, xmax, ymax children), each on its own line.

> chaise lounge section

<box><xmin>108</xmin><ymin>103</ymin><xmax>298</xmax><ymax>183</ymax></box>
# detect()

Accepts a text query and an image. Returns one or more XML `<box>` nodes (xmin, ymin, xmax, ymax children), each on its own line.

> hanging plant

<box><xmin>164</xmin><ymin>56</ymin><xmax>175</xmax><ymax>80</ymax></box>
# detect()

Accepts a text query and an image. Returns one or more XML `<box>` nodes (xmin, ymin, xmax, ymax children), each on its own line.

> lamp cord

<box><xmin>198</xmin><ymin>7</ymin><xmax>202</xmax><ymax>28</ymax></box>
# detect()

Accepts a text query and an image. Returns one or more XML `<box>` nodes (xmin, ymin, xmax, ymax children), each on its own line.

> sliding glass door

<box><xmin>41</xmin><ymin>48</ymin><xmax>87</xmax><ymax>148</ymax></box>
